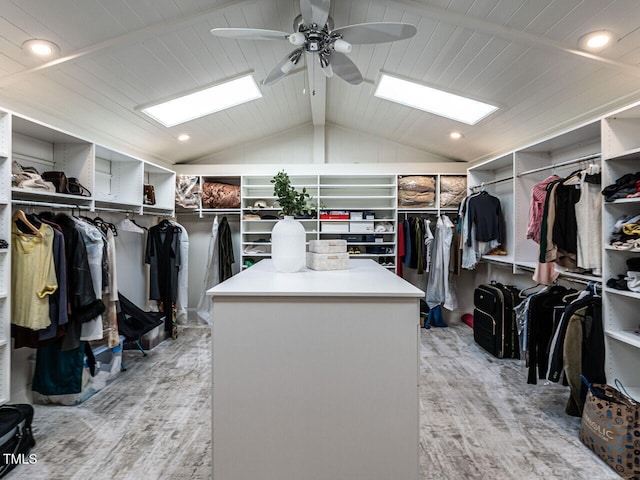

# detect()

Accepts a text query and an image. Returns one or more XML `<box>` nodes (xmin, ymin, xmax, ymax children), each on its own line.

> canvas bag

<box><xmin>579</xmin><ymin>377</ymin><xmax>640</xmax><ymax>478</ymax></box>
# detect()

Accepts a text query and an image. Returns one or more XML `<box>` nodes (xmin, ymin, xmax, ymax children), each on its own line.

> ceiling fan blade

<box><xmin>329</xmin><ymin>52</ymin><xmax>363</xmax><ymax>85</ymax></box>
<box><xmin>333</xmin><ymin>22</ymin><xmax>417</xmax><ymax>44</ymax></box>
<box><xmin>210</xmin><ymin>28</ymin><xmax>290</xmax><ymax>41</ymax></box>
<box><xmin>263</xmin><ymin>49</ymin><xmax>304</xmax><ymax>86</ymax></box>
<box><xmin>299</xmin><ymin>0</ymin><xmax>330</xmax><ymax>27</ymax></box>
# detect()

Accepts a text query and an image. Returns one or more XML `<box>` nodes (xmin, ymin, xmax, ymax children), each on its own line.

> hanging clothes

<box><xmin>527</xmin><ymin>175</ymin><xmax>561</xmax><ymax>243</ymax></box>
<box><xmin>465</xmin><ymin>191</ymin><xmax>504</xmax><ymax>246</ymax></box>
<box><xmin>426</xmin><ymin>215</ymin><xmax>457</xmax><ymax>313</ymax></box>
<box><xmin>575</xmin><ymin>170</ymin><xmax>602</xmax><ymax>273</ymax></box>
<box><xmin>73</xmin><ymin>217</ymin><xmax>106</xmax><ymax>341</ymax></box>
<box><xmin>48</xmin><ymin>213</ymin><xmax>105</xmax><ymax>351</ymax></box>
<box><xmin>103</xmin><ymin>228</ymin><xmax>120</xmax><ymax>348</ymax></box>
<box><xmin>423</xmin><ymin>218</ymin><xmax>434</xmax><ymax>273</ymax></box>
<box><xmin>172</xmin><ymin>221</ymin><xmax>190</xmax><ymax>326</ymax></box>
<box><xmin>12</xmin><ymin>215</ymin><xmax>69</xmax><ymax>348</ymax></box>
<box><xmin>146</xmin><ymin>219</ymin><xmax>182</xmax><ymax>337</ymax></box>
<box><xmin>396</xmin><ymin>216</ymin><xmax>405</xmax><ymax>276</ymax></box>
<box><xmin>197</xmin><ymin>216</ymin><xmax>220</xmax><ymax>325</ymax></box>
<box><xmin>217</xmin><ymin>216</ymin><xmax>234</xmax><ymax>282</ymax></box>
<box><xmin>11</xmin><ymin>221</ymin><xmax>57</xmax><ymax>330</ymax></box>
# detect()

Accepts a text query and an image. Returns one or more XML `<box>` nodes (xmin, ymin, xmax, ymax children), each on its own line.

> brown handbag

<box><xmin>144</xmin><ymin>184</ymin><xmax>156</xmax><ymax>205</ymax></box>
<box><xmin>41</xmin><ymin>171</ymin><xmax>70</xmax><ymax>194</ymax></box>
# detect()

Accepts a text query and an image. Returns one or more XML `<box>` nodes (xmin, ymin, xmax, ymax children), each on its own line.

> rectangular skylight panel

<box><xmin>141</xmin><ymin>74</ymin><xmax>262</xmax><ymax>127</ymax></box>
<box><xmin>374</xmin><ymin>74</ymin><xmax>498</xmax><ymax>125</ymax></box>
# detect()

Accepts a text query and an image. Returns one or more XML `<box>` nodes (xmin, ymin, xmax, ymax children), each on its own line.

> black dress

<box><xmin>145</xmin><ymin>220</ymin><xmax>181</xmax><ymax>336</ymax></box>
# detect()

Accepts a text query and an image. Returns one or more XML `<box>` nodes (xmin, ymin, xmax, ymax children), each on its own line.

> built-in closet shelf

<box><xmin>604</xmin><ymin>287</ymin><xmax>640</xmax><ymax>300</ymax></box>
<box><xmin>11</xmin><ymin>188</ymin><xmax>93</xmax><ymax>206</ymax></box>
<box><xmin>201</xmin><ymin>209</ymin><xmax>241</xmax><ymax>214</ymax></box>
<box><xmin>0</xmin><ymin>292</ymin><xmax>6</xmax><ymax>299</ymax></box>
<box><xmin>321</xmin><ymin>196</ymin><xmax>396</xmax><ymax>200</ymax></box>
<box><xmin>142</xmin><ymin>205</ymin><xmax>174</xmax><ymax>215</ymax></box>
<box><xmin>515</xmin><ymin>261</ymin><xmax>602</xmax><ymax>283</ymax></box>
<box><xmin>480</xmin><ymin>255</ymin><xmax>514</xmax><ymax>265</ymax></box>
<box><xmin>0</xmin><ymin>339</ymin><xmax>6</xmax><ymax>348</ymax></box>
<box><xmin>94</xmin><ymin>199</ymin><xmax>142</xmax><ymax>211</ymax></box>
<box><xmin>606</xmin><ymin>330</ymin><xmax>640</xmax><ymax>350</ymax></box>
<box><xmin>605</xmin><ymin>245</ymin><xmax>640</xmax><ymax>252</ymax></box>
<box><xmin>605</xmin><ymin>198</ymin><xmax>640</xmax><ymax>206</ymax></box>
<box><xmin>603</xmin><ymin>147</ymin><xmax>640</xmax><ymax>161</ymax></box>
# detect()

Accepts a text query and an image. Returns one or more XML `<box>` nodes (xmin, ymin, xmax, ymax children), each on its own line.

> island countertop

<box><xmin>207</xmin><ymin>258</ymin><xmax>425</xmax><ymax>298</ymax></box>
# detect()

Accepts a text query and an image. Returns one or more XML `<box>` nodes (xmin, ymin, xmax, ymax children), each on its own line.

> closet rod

<box><xmin>94</xmin><ymin>206</ymin><xmax>139</xmax><ymax>214</ymax></box>
<box><xmin>12</xmin><ymin>200</ymin><xmax>90</xmax><ymax>210</ymax></box>
<box><xmin>516</xmin><ymin>264</ymin><xmax>602</xmax><ymax>286</ymax></box>
<box><xmin>470</xmin><ymin>176</ymin><xmax>513</xmax><ymax>189</ymax></box>
<box><xmin>516</xmin><ymin>153</ymin><xmax>600</xmax><ymax>177</ymax></box>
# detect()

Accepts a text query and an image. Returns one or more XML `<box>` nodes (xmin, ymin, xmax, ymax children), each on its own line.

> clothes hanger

<box><xmin>519</xmin><ymin>283</ymin><xmax>543</xmax><ymax>298</ymax></box>
<box><xmin>12</xmin><ymin>209</ymin><xmax>44</xmax><ymax>238</ymax></box>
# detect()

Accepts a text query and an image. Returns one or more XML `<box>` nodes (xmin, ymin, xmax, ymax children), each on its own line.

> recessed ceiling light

<box><xmin>22</xmin><ymin>39</ymin><xmax>60</xmax><ymax>57</ymax></box>
<box><xmin>449</xmin><ymin>131</ymin><xmax>463</xmax><ymax>140</ymax></box>
<box><xmin>374</xmin><ymin>74</ymin><xmax>498</xmax><ymax>125</ymax></box>
<box><xmin>178</xmin><ymin>134</ymin><xmax>190</xmax><ymax>142</ymax></box>
<box><xmin>139</xmin><ymin>74</ymin><xmax>262</xmax><ymax>127</ymax></box>
<box><xmin>578</xmin><ymin>30</ymin><xmax>614</xmax><ymax>52</ymax></box>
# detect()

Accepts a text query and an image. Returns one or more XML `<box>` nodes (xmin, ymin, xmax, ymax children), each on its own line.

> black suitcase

<box><xmin>0</xmin><ymin>404</ymin><xmax>36</xmax><ymax>478</ymax></box>
<box><xmin>473</xmin><ymin>282</ymin><xmax>521</xmax><ymax>359</ymax></box>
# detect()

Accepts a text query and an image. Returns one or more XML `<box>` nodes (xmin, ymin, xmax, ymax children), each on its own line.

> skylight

<box><xmin>140</xmin><ymin>74</ymin><xmax>262</xmax><ymax>127</ymax></box>
<box><xmin>374</xmin><ymin>74</ymin><xmax>498</xmax><ymax>125</ymax></box>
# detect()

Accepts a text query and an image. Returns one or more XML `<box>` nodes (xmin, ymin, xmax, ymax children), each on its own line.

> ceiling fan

<box><xmin>211</xmin><ymin>0</ymin><xmax>417</xmax><ymax>86</ymax></box>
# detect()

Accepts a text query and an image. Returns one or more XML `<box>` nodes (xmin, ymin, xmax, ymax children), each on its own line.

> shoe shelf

<box><xmin>602</xmin><ymin>103</ymin><xmax>640</xmax><ymax>396</ymax></box>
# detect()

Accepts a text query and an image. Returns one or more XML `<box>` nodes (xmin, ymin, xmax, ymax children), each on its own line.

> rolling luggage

<box><xmin>0</xmin><ymin>404</ymin><xmax>36</xmax><ymax>478</ymax></box>
<box><xmin>473</xmin><ymin>282</ymin><xmax>521</xmax><ymax>359</ymax></box>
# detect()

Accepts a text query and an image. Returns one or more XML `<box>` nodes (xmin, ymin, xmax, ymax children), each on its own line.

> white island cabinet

<box><xmin>207</xmin><ymin>259</ymin><xmax>423</xmax><ymax>480</ymax></box>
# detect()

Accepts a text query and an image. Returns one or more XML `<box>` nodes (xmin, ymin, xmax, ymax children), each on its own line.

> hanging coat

<box><xmin>426</xmin><ymin>215</ymin><xmax>457</xmax><ymax>312</ymax></box>
<box><xmin>172</xmin><ymin>221</ymin><xmax>190</xmax><ymax>325</ymax></box>
<box><xmin>197</xmin><ymin>216</ymin><xmax>220</xmax><ymax>325</ymax></box>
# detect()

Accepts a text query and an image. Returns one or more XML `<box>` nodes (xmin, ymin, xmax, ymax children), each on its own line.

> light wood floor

<box><xmin>7</xmin><ymin>322</ymin><xmax>617</xmax><ymax>479</ymax></box>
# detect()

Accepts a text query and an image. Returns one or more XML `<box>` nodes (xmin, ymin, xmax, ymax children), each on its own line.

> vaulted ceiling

<box><xmin>0</xmin><ymin>0</ymin><xmax>639</xmax><ymax>166</ymax></box>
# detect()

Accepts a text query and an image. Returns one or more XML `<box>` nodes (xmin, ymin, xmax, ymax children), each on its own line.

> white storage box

<box><xmin>321</xmin><ymin>222</ymin><xmax>349</xmax><ymax>233</ymax></box>
<box><xmin>309</xmin><ymin>239</ymin><xmax>347</xmax><ymax>254</ymax></box>
<box><xmin>349</xmin><ymin>221</ymin><xmax>375</xmax><ymax>233</ymax></box>
<box><xmin>306</xmin><ymin>252</ymin><xmax>349</xmax><ymax>271</ymax></box>
<box><xmin>350</xmin><ymin>211</ymin><xmax>363</xmax><ymax>220</ymax></box>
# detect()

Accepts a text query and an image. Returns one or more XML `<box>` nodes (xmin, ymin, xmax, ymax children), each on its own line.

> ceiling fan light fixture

<box><xmin>333</xmin><ymin>39</ymin><xmax>352</xmax><ymax>54</ymax></box>
<box><xmin>289</xmin><ymin>32</ymin><xmax>306</xmax><ymax>46</ymax></box>
<box><xmin>374</xmin><ymin>74</ymin><xmax>499</xmax><ymax>125</ymax></box>
<box><xmin>280</xmin><ymin>59</ymin><xmax>297</xmax><ymax>74</ymax></box>
<box><xmin>139</xmin><ymin>74</ymin><xmax>262</xmax><ymax>127</ymax></box>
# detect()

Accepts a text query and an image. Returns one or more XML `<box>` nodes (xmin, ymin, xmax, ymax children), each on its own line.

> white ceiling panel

<box><xmin>0</xmin><ymin>0</ymin><xmax>638</xmax><ymax>165</ymax></box>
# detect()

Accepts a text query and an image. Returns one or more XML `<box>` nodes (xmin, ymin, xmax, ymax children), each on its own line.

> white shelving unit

<box><xmin>3</xmin><ymin>110</ymin><xmax>176</xmax><ymax>404</ymax></box>
<box><xmin>601</xmin><ymin>104</ymin><xmax>640</xmax><ymax>399</ymax></box>
<box><xmin>467</xmin><ymin>156</ymin><xmax>515</xmax><ymax>266</ymax></box>
<box><xmin>467</xmin><ymin>121</ymin><xmax>603</xmax><ymax>284</ymax></box>
<box><xmin>143</xmin><ymin>162</ymin><xmax>176</xmax><ymax>216</ymax></box>
<box><xmin>0</xmin><ymin>109</ymin><xmax>11</xmax><ymax>404</ymax></box>
<box><xmin>241</xmin><ymin>174</ymin><xmax>318</xmax><ymax>268</ymax></box>
<box><xmin>319</xmin><ymin>175</ymin><xmax>396</xmax><ymax>270</ymax></box>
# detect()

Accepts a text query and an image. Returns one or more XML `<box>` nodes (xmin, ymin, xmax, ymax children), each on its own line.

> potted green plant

<box><xmin>269</xmin><ymin>171</ymin><xmax>309</xmax><ymax>272</ymax></box>
<box><xmin>271</xmin><ymin>170</ymin><xmax>313</xmax><ymax>218</ymax></box>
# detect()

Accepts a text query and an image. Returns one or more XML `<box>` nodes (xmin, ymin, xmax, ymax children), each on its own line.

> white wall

<box><xmin>187</xmin><ymin>122</ymin><xmax>454</xmax><ymax>166</ymax></box>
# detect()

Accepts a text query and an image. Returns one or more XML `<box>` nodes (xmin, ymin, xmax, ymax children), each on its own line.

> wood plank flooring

<box><xmin>6</xmin><ymin>322</ymin><xmax>618</xmax><ymax>479</ymax></box>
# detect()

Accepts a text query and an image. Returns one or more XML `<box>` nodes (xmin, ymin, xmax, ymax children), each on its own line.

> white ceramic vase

<box><xmin>271</xmin><ymin>215</ymin><xmax>306</xmax><ymax>272</ymax></box>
